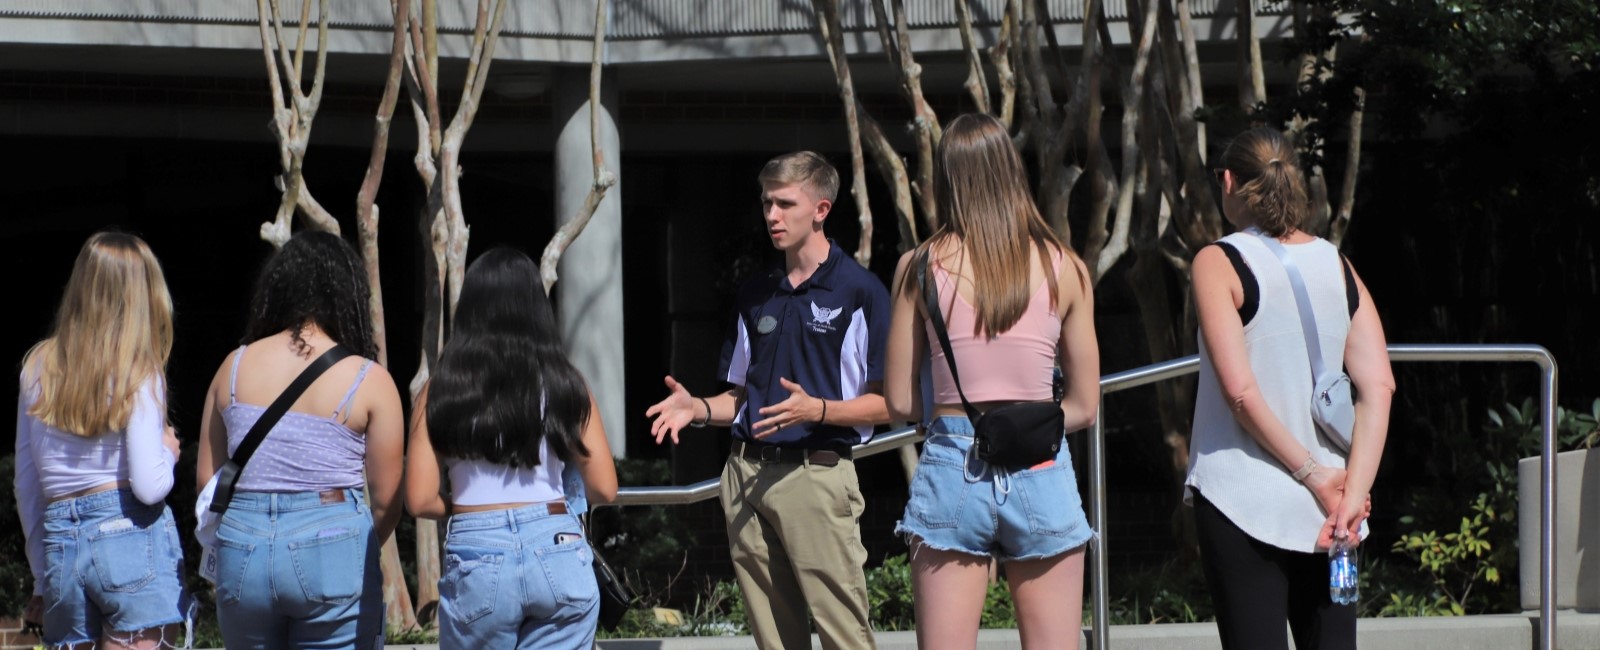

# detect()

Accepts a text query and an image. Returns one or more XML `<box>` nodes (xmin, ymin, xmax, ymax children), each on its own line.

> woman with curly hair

<box><xmin>197</xmin><ymin>230</ymin><xmax>404</xmax><ymax>649</ymax></box>
<box><xmin>1186</xmin><ymin>127</ymin><xmax>1393</xmax><ymax>649</ymax></box>
<box><xmin>405</xmin><ymin>247</ymin><xmax>617</xmax><ymax>649</ymax></box>
<box><xmin>884</xmin><ymin>113</ymin><xmax>1101</xmax><ymax>649</ymax></box>
<box><xmin>15</xmin><ymin>231</ymin><xmax>191</xmax><ymax>649</ymax></box>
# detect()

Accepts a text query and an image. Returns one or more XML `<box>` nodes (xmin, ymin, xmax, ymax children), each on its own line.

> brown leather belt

<box><xmin>734</xmin><ymin>440</ymin><xmax>850</xmax><ymax>467</ymax></box>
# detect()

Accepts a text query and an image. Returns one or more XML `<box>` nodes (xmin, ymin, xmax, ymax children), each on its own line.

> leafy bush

<box><xmin>598</xmin><ymin>579</ymin><xmax>747</xmax><ymax>639</ymax></box>
<box><xmin>1375</xmin><ymin>398</ymin><xmax>1598</xmax><ymax>617</ymax></box>
<box><xmin>1104</xmin><ymin>557</ymin><xmax>1212</xmax><ymax>625</ymax></box>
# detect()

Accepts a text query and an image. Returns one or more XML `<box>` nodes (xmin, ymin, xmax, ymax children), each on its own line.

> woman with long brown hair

<box><xmin>885</xmin><ymin>113</ymin><xmax>1101</xmax><ymax>649</ymax></box>
<box><xmin>1185</xmin><ymin>127</ymin><xmax>1393</xmax><ymax>649</ymax></box>
<box><xmin>15</xmin><ymin>231</ymin><xmax>190</xmax><ymax>649</ymax></box>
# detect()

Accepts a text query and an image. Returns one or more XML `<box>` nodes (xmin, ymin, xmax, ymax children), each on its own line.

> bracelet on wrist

<box><xmin>818</xmin><ymin>398</ymin><xmax>828</xmax><ymax>425</ymax></box>
<box><xmin>1291</xmin><ymin>454</ymin><xmax>1319</xmax><ymax>483</ymax></box>
<box><xmin>690</xmin><ymin>397</ymin><xmax>712</xmax><ymax>428</ymax></box>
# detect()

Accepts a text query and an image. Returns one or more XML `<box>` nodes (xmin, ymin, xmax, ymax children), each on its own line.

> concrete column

<box><xmin>553</xmin><ymin>66</ymin><xmax>626</xmax><ymax>457</ymax></box>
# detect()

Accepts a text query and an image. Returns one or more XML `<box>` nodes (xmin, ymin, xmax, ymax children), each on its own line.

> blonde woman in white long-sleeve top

<box><xmin>14</xmin><ymin>231</ymin><xmax>190</xmax><ymax>649</ymax></box>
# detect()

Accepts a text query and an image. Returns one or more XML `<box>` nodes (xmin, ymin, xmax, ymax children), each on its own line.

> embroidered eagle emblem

<box><xmin>810</xmin><ymin>302</ymin><xmax>843</xmax><ymax>324</ymax></box>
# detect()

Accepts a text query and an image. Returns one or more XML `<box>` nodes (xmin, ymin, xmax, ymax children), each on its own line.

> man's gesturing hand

<box><xmin>645</xmin><ymin>375</ymin><xmax>698</xmax><ymax>445</ymax></box>
<box><xmin>752</xmin><ymin>377</ymin><xmax>822</xmax><ymax>439</ymax></box>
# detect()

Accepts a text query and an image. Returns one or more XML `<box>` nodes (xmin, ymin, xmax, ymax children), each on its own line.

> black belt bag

<box><xmin>919</xmin><ymin>251</ymin><xmax>1064</xmax><ymax>469</ymax></box>
<box><xmin>970</xmin><ymin>401</ymin><xmax>1064</xmax><ymax>468</ymax></box>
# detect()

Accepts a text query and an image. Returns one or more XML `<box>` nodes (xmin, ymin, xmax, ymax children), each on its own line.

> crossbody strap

<box><xmin>917</xmin><ymin>249</ymin><xmax>983</xmax><ymax>422</ymax></box>
<box><xmin>1248</xmin><ymin>230</ymin><xmax>1327</xmax><ymax>380</ymax></box>
<box><xmin>220</xmin><ymin>345</ymin><xmax>354</xmax><ymax>492</ymax></box>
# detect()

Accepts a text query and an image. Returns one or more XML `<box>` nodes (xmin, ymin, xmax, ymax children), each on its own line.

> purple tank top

<box><xmin>222</xmin><ymin>346</ymin><xmax>372</xmax><ymax>492</ymax></box>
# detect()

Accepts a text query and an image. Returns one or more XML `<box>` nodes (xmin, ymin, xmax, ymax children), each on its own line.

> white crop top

<box><xmin>444</xmin><ymin>436</ymin><xmax>566</xmax><ymax>506</ymax></box>
<box><xmin>14</xmin><ymin>370</ymin><xmax>175</xmax><ymax>595</ymax></box>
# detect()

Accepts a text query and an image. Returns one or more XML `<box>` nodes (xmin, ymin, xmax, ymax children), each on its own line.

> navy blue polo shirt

<box><xmin>718</xmin><ymin>240</ymin><xmax>890</xmax><ymax>449</ymax></box>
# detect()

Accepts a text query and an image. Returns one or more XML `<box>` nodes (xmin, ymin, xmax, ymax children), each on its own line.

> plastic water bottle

<box><xmin>1328</xmin><ymin>534</ymin><xmax>1360</xmax><ymax>605</ymax></box>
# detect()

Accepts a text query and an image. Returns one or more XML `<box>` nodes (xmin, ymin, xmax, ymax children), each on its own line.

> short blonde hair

<box><xmin>28</xmin><ymin>231</ymin><xmax>173</xmax><ymax>436</ymax></box>
<box><xmin>758</xmin><ymin>151</ymin><xmax>839</xmax><ymax>203</ymax></box>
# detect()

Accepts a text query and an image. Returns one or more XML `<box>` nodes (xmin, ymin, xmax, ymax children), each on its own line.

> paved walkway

<box><xmin>370</xmin><ymin>611</ymin><xmax>1600</xmax><ymax>650</ymax></box>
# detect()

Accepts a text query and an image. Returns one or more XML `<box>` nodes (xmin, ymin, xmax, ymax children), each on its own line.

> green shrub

<box><xmin>1375</xmin><ymin>397</ymin><xmax>1599</xmax><ymax>617</ymax></box>
<box><xmin>1104</xmin><ymin>557</ymin><xmax>1212</xmax><ymax>625</ymax></box>
<box><xmin>598</xmin><ymin>578</ymin><xmax>747</xmax><ymax>638</ymax></box>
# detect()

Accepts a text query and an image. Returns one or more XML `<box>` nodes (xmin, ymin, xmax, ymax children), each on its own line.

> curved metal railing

<box><xmin>605</xmin><ymin>343</ymin><xmax>1561</xmax><ymax>650</ymax></box>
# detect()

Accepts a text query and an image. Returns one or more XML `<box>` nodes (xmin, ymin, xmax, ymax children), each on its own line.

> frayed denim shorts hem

<box><xmin>41</xmin><ymin>489</ymin><xmax>193</xmax><ymax>647</ymax></box>
<box><xmin>895</xmin><ymin>416</ymin><xmax>1095</xmax><ymax>563</ymax></box>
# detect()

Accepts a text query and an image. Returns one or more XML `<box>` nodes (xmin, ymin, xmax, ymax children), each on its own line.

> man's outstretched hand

<box><xmin>645</xmin><ymin>375</ymin><xmax>697</xmax><ymax>445</ymax></box>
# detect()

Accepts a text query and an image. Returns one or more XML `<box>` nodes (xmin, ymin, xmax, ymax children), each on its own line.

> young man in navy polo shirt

<box><xmin>647</xmin><ymin>151</ymin><xmax>889</xmax><ymax>650</ymax></box>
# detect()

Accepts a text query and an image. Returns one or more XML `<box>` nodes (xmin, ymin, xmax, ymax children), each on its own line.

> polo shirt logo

<box><xmin>808</xmin><ymin>302</ymin><xmax>843</xmax><ymax>333</ymax></box>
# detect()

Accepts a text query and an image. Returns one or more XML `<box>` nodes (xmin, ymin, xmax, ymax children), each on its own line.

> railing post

<box><xmin>1539</xmin><ymin>355</ymin><xmax>1559</xmax><ymax>650</ymax></box>
<box><xmin>1087</xmin><ymin>401</ymin><xmax>1109</xmax><ymax>650</ymax></box>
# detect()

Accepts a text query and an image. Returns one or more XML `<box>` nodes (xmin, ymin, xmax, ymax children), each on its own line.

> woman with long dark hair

<box><xmin>884</xmin><ymin>113</ymin><xmax>1101</xmax><ymax>649</ymax></box>
<box><xmin>197</xmin><ymin>230</ymin><xmax>404</xmax><ymax>648</ymax></box>
<box><xmin>1186</xmin><ymin>127</ymin><xmax>1393</xmax><ymax>649</ymax></box>
<box><xmin>16</xmin><ymin>231</ymin><xmax>191</xmax><ymax>649</ymax></box>
<box><xmin>406</xmin><ymin>247</ymin><xmax>617</xmax><ymax>649</ymax></box>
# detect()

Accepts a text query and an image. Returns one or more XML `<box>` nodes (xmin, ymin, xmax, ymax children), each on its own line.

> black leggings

<box><xmin>1193</xmin><ymin>490</ymin><xmax>1356</xmax><ymax>650</ymax></box>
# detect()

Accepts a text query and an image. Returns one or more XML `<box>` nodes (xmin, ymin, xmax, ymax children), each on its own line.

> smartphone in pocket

<box><xmin>554</xmin><ymin>532</ymin><xmax>583</xmax><ymax>545</ymax></box>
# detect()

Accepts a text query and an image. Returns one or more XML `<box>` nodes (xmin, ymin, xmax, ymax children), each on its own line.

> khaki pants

<box><xmin>721</xmin><ymin>452</ymin><xmax>877</xmax><ymax>650</ymax></box>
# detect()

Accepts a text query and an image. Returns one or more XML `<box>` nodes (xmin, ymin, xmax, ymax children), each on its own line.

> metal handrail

<box><xmin>608</xmin><ymin>343</ymin><xmax>1560</xmax><ymax>650</ymax></box>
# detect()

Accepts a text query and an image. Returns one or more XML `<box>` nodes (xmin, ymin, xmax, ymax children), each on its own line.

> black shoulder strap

<box><xmin>1339</xmin><ymin>253</ymin><xmax>1359</xmax><ymax>317</ymax></box>
<box><xmin>226</xmin><ymin>345</ymin><xmax>354</xmax><ymax>475</ymax></box>
<box><xmin>917</xmin><ymin>250</ymin><xmax>982</xmax><ymax>422</ymax></box>
<box><xmin>1213</xmin><ymin>241</ymin><xmax>1260</xmax><ymax>325</ymax></box>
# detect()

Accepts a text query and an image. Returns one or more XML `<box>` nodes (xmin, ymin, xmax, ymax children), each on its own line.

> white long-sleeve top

<box><xmin>14</xmin><ymin>370</ymin><xmax>175</xmax><ymax>595</ymax></box>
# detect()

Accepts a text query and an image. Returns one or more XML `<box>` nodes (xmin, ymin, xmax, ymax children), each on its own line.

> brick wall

<box><xmin>0</xmin><ymin>616</ymin><xmax>39</xmax><ymax>650</ymax></box>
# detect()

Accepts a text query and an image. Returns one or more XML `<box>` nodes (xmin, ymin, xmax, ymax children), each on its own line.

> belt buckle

<box><xmin>759</xmin><ymin>445</ymin><xmax>783</xmax><ymax>463</ymax></box>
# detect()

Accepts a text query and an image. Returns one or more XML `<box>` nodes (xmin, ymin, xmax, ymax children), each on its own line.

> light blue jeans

<box><xmin>41</xmin><ymin>489</ymin><xmax>193</xmax><ymax>648</ymax></box>
<box><xmin>439</xmin><ymin>504</ymin><xmax>599</xmax><ymax>650</ymax></box>
<box><xmin>213</xmin><ymin>488</ymin><xmax>383</xmax><ymax>649</ymax></box>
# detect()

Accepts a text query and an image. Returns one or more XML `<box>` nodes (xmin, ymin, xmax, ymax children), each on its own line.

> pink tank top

<box><xmin>926</xmin><ymin>249</ymin><xmax>1063</xmax><ymax>405</ymax></box>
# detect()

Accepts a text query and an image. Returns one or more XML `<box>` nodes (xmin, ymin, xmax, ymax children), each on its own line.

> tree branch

<box><xmin>1094</xmin><ymin>0</ymin><xmax>1159</xmax><ymax>281</ymax></box>
<box><xmin>354</xmin><ymin>0</ymin><xmax>411</xmax><ymax>368</ymax></box>
<box><xmin>887</xmin><ymin>0</ymin><xmax>939</xmax><ymax>226</ymax></box>
<box><xmin>989</xmin><ymin>4</ymin><xmax>1016</xmax><ymax>128</ymax></box>
<box><xmin>814</xmin><ymin>0</ymin><xmax>874</xmax><ymax>266</ymax></box>
<box><xmin>955</xmin><ymin>0</ymin><xmax>991</xmax><ymax>115</ymax></box>
<box><xmin>293</xmin><ymin>0</ymin><xmax>311</xmax><ymax>85</ymax></box>
<box><xmin>542</xmin><ymin>0</ymin><xmax>618</xmax><ymax>294</ymax></box>
<box><xmin>1175</xmin><ymin>0</ymin><xmax>1206</xmax><ymax>156</ymax></box>
<box><xmin>1234</xmin><ymin>0</ymin><xmax>1266</xmax><ymax>111</ymax></box>
<box><xmin>1329</xmin><ymin>86</ymin><xmax>1364</xmax><ymax>246</ymax></box>
<box><xmin>858</xmin><ymin>106</ymin><xmax>919</xmax><ymax>249</ymax></box>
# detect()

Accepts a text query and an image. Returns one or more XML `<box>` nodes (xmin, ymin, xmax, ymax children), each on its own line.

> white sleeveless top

<box><xmin>1185</xmin><ymin>232</ymin><xmax>1367</xmax><ymax>553</ymax></box>
<box><xmin>444</xmin><ymin>436</ymin><xmax>566</xmax><ymax>506</ymax></box>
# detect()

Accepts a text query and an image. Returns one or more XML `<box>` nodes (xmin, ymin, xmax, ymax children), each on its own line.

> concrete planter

<box><xmin>1518</xmin><ymin>447</ymin><xmax>1600</xmax><ymax>611</ymax></box>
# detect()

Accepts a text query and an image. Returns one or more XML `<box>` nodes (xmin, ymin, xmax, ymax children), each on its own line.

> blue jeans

<box><xmin>214</xmin><ymin>488</ymin><xmax>382</xmax><ymax>649</ymax></box>
<box><xmin>896</xmin><ymin>415</ymin><xmax>1095</xmax><ymax>561</ymax></box>
<box><xmin>439</xmin><ymin>505</ymin><xmax>599</xmax><ymax>650</ymax></box>
<box><xmin>41</xmin><ymin>489</ymin><xmax>192</xmax><ymax>647</ymax></box>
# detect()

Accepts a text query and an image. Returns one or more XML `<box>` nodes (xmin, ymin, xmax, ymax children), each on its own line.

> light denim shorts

<box><xmin>214</xmin><ymin>488</ymin><xmax>383</xmax><ymax>650</ymax></box>
<box><xmin>41</xmin><ymin>489</ymin><xmax>193</xmax><ymax>647</ymax></box>
<box><xmin>895</xmin><ymin>415</ymin><xmax>1094</xmax><ymax>561</ymax></box>
<box><xmin>439</xmin><ymin>504</ymin><xmax>599</xmax><ymax>650</ymax></box>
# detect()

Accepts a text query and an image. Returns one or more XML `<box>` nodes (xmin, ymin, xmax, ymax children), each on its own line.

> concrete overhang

<box><xmin>0</xmin><ymin>0</ymin><xmax>1294</xmax><ymax>66</ymax></box>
